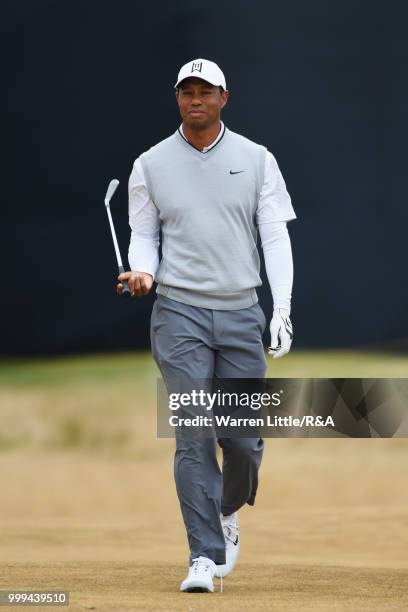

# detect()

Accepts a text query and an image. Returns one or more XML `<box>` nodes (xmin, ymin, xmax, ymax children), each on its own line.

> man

<box><xmin>117</xmin><ymin>58</ymin><xmax>296</xmax><ymax>593</ymax></box>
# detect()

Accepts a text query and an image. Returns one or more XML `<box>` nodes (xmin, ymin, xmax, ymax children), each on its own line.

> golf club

<box><xmin>104</xmin><ymin>178</ymin><xmax>131</xmax><ymax>297</ymax></box>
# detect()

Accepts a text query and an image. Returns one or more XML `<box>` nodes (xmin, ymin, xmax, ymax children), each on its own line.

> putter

<box><xmin>104</xmin><ymin>178</ymin><xmax>131</xmax><ymax>297</ymax></box>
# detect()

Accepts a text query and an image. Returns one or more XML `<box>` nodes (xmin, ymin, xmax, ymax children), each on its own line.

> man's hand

<box><xmin>268</xmin><ymin>308</ymin><xmax>293</xmax><ymax>359</ymax></box>
<box><xmin>117</xmin><ymin>271</ymin><xmax>153</xmax><ymax>297</ymax></box>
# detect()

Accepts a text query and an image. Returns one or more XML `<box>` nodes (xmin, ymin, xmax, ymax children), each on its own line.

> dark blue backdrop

<box><xmin>2</xmin><ymin>0</ymin><xmax>407</xmax><ymax>354</ymax></box>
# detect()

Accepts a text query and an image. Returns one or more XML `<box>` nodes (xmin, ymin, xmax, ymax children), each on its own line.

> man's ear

<box><xmin>220</xmin><ymin>89</ymin><xmax>229</xmax><ymax>110</ymax></box>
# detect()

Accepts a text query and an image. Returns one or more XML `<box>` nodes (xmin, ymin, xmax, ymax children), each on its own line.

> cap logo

<box><xmin>191</xmin><ymin>61</ymin><xmax>203</xmax><ymax>74</ymax></box>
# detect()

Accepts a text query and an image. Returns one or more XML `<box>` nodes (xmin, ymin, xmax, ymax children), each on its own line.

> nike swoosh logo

<box><xmin>233</xmin><ymin>536</ymin><xmax>239</xmax><ymax>545</ymax></box>
<box><xmin>229</xmin><ymin>170</ymin><xmax>245</xmax><ymax>175</ymax></box>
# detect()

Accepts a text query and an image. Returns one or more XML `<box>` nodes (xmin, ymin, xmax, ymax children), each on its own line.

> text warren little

<box><xmin>169</xmin><ymin>415</ymin><xmax>335</xmax><ymax>428</ymax></box>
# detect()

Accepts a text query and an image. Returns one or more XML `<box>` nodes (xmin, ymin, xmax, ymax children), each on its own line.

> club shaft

<box><xmin>105</xmin><ymin>204</ymin><xmax>124</xmax><ymax>269</ymax></box>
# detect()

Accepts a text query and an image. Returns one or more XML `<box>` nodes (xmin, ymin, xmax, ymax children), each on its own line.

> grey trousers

<box><xmin>150</xmin><ymin>295</ymin><xmax>267</xmax><ymax>565</ymax></box>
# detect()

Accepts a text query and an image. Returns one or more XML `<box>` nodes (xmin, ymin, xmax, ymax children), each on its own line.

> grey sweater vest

<box><xmin>140</xmin><ymin>127</ymin><xmax>266</xmax><ymax>310</ymax></box>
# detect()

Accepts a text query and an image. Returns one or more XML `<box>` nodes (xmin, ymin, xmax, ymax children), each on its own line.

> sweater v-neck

<box><xmin>175</xmin><ymin>125</ymin><xmax>229</xmax><ymax>161</ymax></box>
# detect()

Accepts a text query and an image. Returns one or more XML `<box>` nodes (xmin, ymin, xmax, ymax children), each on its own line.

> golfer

<box><xmin>117</xmin><ymin>58</ymin><xmax>296</xmax><ymax>593</ymax></box>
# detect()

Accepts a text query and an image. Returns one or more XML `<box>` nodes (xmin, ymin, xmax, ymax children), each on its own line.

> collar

<box><xmin>179</xmin><ymin>121</ymin><xmax>225</xmax><ymax>153</ymax></box>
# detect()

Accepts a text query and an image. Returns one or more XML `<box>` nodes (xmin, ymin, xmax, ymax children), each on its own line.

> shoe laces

<box><xmin>221</xmin><ymin>514</ymin><xmax>238</xmax><ymax>544</ymax></box>
<box><xmin>190</xmin><ymin>556</ymin><xmax>222</xmax><ymax>593</ymax></box>
<box><xmin>191</xmin><ymin>556</ymin><xmax>215</xmax><ymax>574</ymax></box>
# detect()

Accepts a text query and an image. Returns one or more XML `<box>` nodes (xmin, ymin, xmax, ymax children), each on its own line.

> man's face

<box><xmin>176</xmin><ymin>77</ymin><xmax>229</xmax><ymax>130</ymax></box>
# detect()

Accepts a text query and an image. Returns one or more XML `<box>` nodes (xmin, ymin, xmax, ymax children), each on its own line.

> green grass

<box><xmin>0</xmin><ymin>350</ymin><xmax>407</xmax><ymax>389</ymax></box>
<box><xmin>0</xmin><ymin>350</ymin><xmax>406</xmax><ymax>453</ymax></box>
<box><xmin>0</xmin><ymin>352</ymin><xmax>159</xmax><ymax>388</ymax></box>
<box><xmin>265</xmin><ymin>349</ymin><xmax>408</xmax><ymax>378</ymax></box>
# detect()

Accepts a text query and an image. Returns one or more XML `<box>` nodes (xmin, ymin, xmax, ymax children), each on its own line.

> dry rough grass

<box><xmin>0</xmin><ymin>352</ymin><xmax>407</xmax><ymax>610</ymax></box>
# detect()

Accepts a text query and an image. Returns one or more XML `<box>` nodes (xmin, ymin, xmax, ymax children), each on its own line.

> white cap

<box><xmin>174</xmin><ymin>58</ymin><xmax>227</xmax><ymax>90</ymax></box>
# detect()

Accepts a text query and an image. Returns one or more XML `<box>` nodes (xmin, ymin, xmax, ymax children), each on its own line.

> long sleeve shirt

<box><xmin>128</xmin><ymin>121</ymin><xmax>296</xmax><ymax>312</ymax></box>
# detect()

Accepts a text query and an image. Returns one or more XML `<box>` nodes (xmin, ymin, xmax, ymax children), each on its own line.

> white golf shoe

<box><xmin>180</xmin><ymin>556</ymin><xmax>216</xmax><ymax>593</ymax></box>
<box><xmin>214</xmin><ymin>512</ymin><xmax>240</xmax><ymax>578</ymax></box>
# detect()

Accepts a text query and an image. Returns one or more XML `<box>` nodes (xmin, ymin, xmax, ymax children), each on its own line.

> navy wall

<box><xmin>3</xmin><ymin>0</ymin><xmax>407</xmax><ymax>354</ymax></box>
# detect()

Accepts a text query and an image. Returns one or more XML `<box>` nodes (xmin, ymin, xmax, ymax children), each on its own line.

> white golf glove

<box><xmin>268</xmin><ymin>308</ymin><xmax>293</xmax><ymax>359</ymax></box>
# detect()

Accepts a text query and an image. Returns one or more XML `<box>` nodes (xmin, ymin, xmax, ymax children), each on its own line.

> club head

<box><xmin>104</xmin><ymin>178</ymin><xmax>119</xmax><ymax>206</ymax></box>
